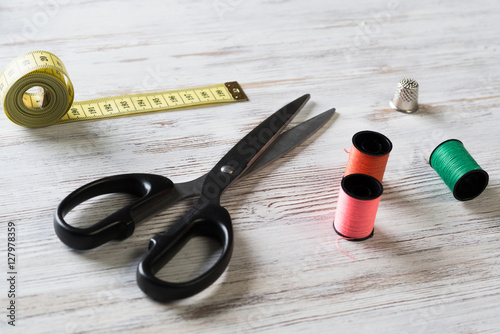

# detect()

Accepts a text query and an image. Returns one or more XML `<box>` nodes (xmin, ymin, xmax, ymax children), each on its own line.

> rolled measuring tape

<box><xmin>0</xmin><ymin>51</ymin><xmax>248</xmax><ymax>127</ymax></box>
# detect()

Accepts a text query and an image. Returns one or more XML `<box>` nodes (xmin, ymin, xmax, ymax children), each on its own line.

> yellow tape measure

<box><xmin>0</xmin><ymin>51</ymin><xmax>248</xmax><ymax>128</ymax></box>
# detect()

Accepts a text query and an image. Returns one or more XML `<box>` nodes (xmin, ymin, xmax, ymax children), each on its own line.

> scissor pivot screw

<box><xmin>221</xmin><ymin>165</ymin><xmax>235</xmax><ymax>175</ymax></box>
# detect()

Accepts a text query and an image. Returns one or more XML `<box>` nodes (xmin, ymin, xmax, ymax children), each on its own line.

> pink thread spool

<box><xmin>333</xmin><ymin>174</ymin><xmax>383</xmax><ymax>240</ymax></box>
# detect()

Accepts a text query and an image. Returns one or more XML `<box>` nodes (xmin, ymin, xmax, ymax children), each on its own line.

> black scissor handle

<box><xmin>54</xmin><ymin>173</ymin><xmax>176</xmax><ymax>250</ymax></box>
<box><xmin>137</xmin><ymin>202</ymin><xmax>233</xmax><ymax>302</ymax></box>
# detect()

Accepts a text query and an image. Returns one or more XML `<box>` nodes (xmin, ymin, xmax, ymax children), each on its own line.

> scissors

<box><xmin>54</xmin><ymin>94</ymin><xmax>335</xmax><ymax>302</ymax></box>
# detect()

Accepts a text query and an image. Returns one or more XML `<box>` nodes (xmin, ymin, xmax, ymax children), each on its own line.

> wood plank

<box><xmin>0</xmin><ymin>0</ymin><xmax>499</xmax><ymax>332</ymax></box>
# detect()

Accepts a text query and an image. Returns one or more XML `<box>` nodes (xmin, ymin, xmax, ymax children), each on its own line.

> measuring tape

<box><xmin>0</xmin><ymin>51</ymin><xmax>248</xmax><ymax>128</ymax></box>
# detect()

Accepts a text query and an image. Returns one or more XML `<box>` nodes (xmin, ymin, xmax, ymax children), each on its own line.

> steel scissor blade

<box><xmin>199</xmin><ymin>94</ymin><xmax>310</xmax><ymax>195</ymax></box>
<box><xmin>243</xmin><ymin>107</ymin><xmax>336</xmax><ymax>177</ymax></box>
<box><xmin>175</xmin><ymin>104</ymin><xmax>335</xmax><ymax>198</ymax></box>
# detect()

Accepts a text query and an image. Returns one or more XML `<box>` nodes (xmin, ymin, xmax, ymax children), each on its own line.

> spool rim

<box><xmin>452</xmin><ymin>168</ymin><xmax>489</xmax><ymax>201</ymax></box>
<box><xmin>332</xmin><ymin>223</ymin><xmax>374</xmax><ymax>241</ymax></box>
<box><xmin>352</xmin><ymin>130</ymin><xmax>393</xmax><ymax>157</ymax></box>
<box><xmin>341</xmin><ymin>173</ymin><xmax>384</xmax><ymax>201</ymax></box>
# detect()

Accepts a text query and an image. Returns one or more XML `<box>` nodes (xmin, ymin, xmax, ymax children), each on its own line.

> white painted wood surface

<box><xmin>1</xmin><ymin>0</ymin><xmax>500</xmax><ymax>333</ymax></box>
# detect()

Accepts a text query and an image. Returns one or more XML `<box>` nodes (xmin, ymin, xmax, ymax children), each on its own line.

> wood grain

<box><xmin>1</xmin><ymin>0</ymin><xmax>499</xmax><ymax>333</ymax></box>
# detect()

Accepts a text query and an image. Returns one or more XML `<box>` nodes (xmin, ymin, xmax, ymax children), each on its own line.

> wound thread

<box><xmin>429</xmin><ymin>139</ymin><xmax>488</xmax><ymax>201</ymax></box>
<box><xmin>344</xmin><ymin>131</ymin><xmax>393</xmax><ymax>182</ymax></box>
<box><xmin>333</xmin><ymin>174</ymin><xmax>384</xmax><ymax>240</ymax></box>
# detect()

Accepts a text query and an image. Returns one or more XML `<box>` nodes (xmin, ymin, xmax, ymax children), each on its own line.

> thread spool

<box><xmin>333</xmin><ymin>174</ymin><xmax>384</xmax><ymax>240</ymax></box>
<box><xmin>429</xmin><ymin>139</ymin><xmax>488</xmax><ymax>201</ymax></box>
<box><xmin>345</xmin><ymin>131</ymin><xmax>393</xmax><ymax>182</ymax></box>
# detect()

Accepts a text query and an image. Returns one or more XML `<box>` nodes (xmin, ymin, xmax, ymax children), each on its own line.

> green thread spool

<box><xmin>430</xmin><ymin>139</ymin><xmax>488</xmax><ymax>201</ymax></box>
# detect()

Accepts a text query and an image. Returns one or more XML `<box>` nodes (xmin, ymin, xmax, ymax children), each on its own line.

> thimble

<box><xmin>389</xmin><ymin>78</ymin><xmax>419</xmax><ymax>113</ymax></box>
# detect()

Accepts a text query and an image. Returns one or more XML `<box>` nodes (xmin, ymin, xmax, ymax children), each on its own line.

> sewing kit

<box><xmin>0</xmin><ymin>49</ymin><xmax>491</xmax><ymax>302</ymax></box>
<box><xmin>332</xmin><ymin>78</ymin><xmax>488</xmax><ymax>241</ymax></box>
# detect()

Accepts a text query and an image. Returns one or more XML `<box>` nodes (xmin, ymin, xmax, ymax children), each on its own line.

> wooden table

<box><xmin>1</xmin><ymin>0</ymin><xmax>499</xmax><ymax>332</ymax></box>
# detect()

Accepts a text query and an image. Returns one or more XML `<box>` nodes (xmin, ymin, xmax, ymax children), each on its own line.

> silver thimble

<box><xmin>389</xmin><ymin>78</ymin><xmax>419</xmax><ymax>113</ymax></box>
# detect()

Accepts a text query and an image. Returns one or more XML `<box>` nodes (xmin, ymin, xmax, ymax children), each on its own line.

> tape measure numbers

<box><xmin>0</xmin><ymin>51</ymin><xmax>248</xmax><ymax>127</ymax></box>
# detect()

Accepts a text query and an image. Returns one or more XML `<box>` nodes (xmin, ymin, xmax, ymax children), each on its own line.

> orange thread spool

<box><xmin>333</xmin><ymin>174</ymin><xmax>384</xmax><ymax>240</ymax></box>
<box><xmin>344</xmin><ymin>131</ymin><xmax>393</xmax><ymax>182</ymax></box>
